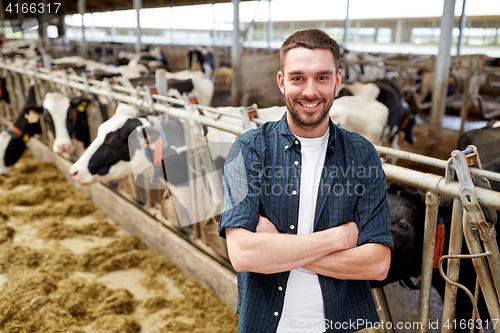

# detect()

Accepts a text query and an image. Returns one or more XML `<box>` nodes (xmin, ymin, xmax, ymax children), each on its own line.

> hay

<box><xmin>37</xmin><ymin>216</ymin><xmax>117</xmax><ymax>240</ymax></box>
<box><xmin>91</xmin><ymin>315</ymin><xmax>141</xmax><ymax>333</ymax></box>
<box><xmin>0</xmin><ymin>153</ymin><xmax>239</xmax><ymax>332</ymax></box>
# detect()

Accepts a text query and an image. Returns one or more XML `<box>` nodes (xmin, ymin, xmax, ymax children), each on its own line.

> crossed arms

<box><xmin>225</xmin><ymin>216</ymin><xmax>391</xmax><ymax>281</ymax></box>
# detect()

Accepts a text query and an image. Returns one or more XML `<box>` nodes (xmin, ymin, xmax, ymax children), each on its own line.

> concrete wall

<box><xmin>240</xmin><ymin>52</ymin><xmax>284</xmax><ymax>108</ymax></box>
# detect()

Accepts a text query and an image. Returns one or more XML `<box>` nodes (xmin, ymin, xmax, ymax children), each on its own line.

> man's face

<box><xmin>277</xmin><ymin>47</ymin><xmax>341</xmax><ymax>136</ymax></box>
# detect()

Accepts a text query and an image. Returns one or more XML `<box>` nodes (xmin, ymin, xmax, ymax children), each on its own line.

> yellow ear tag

<box><xmin>76</xmin><ymin>103</ymin><xmax>86</xmax><ymax>112</ymax></box>
<box><xmin>24</xmin><ymin>110</ymin><xmax>40</xmax><ymax>124</ymax></box>
<box><xmin>23</xmin><ymin>133</ymin><xmax>30</xmax><ymax>142</ymax></box>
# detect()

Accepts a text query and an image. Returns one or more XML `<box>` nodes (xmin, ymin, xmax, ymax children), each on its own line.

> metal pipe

<box><xmin>427</xmin><ymin>0</ymin><xmax>456</xmax><ymax>157</ymax></box>
<box><xmin>231</xmin><ymin>0</ymin><xmax>241</xmax><ymax>106</ymax></box>
<box><xmin>417</xmin><ymin>191</ymin><xmax>439</xmax><ymax>333</ymax></box>
<box><xmin>78</xmin><ymin>0</ymin><xmax>87</xmax><ymax>57</ymax></box>
<box><xmin>134</xmin><ymin>0</ymin><xmax>142</xmax><ymax>54</ymax></box>
<box><xmin>212</xmin><ymin>1</ymin><xmax>216</xmax><ymax>46</ymax></box>
<box><xmin>459</xmin><ymin>68</ymin><xmax>471</xmax><ymax>134</ymax></box>
<box><xmin>343</xmin><ymin>0</ymin><xmax>350</xmax><ymax>46</ymax></box>
<box><xmin>376</xmin><ymin>145</ymin><xmax>500</xmax><ymax>184</ymax></box>
<box><xmin>440</xmin><ymin>199</ymin><xmax>464</xmax><ymax>333</ymax></box>
<box><xmin>267</xmin><ymin>0</ymin><xmax>272</xmax><ymax>51</ymax></box>
<box><xmin>463</xmin><ymin>216</ymin><xmax>500</xmax><ymax>328</ymax></box>
<box><xmin>457</xmin><ymin>0</ymin><xmax>467</xmax><ymax>55</ymax></box>
<box><xmin>382</xmin><ymin>163</ymin><xmax>500</xmax><ymax>211</ymax></box>
<box><xmin>371</xmin><ymin>288</ymin><xmax>395</xmax><ymax>333</ymax></box>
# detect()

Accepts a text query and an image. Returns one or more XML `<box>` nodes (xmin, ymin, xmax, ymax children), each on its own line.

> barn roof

<box><xmin>3</xmin><ymin>0</ymin><xmax>251</xmax><ymax>21</ymax></box>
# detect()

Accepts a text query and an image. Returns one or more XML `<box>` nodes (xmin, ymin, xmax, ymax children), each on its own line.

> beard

<box><xmin>285</xmin><ymin>93</ymin><xmax>334</xmax><ymax>131</ymax></box>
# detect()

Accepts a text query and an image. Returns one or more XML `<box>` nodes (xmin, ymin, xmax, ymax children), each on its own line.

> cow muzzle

<box><xmin>69</xmin><ymin>165</ymin><xmax>94</xmax><ymax>185</ymax></box>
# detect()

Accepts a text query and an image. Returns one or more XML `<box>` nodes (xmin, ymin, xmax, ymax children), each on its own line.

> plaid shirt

<box><xmin>219</xmin><ymin>112</ymin><xmax>393</xmax><ymax>333</ymax></box>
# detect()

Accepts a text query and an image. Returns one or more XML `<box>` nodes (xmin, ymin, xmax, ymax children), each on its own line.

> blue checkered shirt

<box><xmin>219</xmin><ymin>113</ymin><xmax>393</xmax><ymax>333</ymax></box>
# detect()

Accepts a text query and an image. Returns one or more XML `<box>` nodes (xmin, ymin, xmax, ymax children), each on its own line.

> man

<box><xmin>218</xmin><ymin>29</ymin><xmax>393</xmax><ymax>333</ymax></box>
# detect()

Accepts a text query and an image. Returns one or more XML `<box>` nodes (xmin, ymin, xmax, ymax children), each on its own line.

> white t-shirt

<box><xmin>277</xmin><ymin>129</ymin><xmax>329</xmax><ymax>333</ymax></box>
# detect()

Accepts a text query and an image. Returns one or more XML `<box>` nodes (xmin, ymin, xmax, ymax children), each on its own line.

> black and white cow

<box><xmin>69</xmin><ymin>103</ymin><xmax>206</xmax><ymax>225</ymax></box>
<box><xmin>42</xmin><ymin>92</ymin><xmax>104</xmax><ymax>154</ymax></box>
<box><xmin>337</xmin><ymin>79</ymin><xmax>417</xmax><ymax>148</ymax></box>
<box><xmin>371</xmin><ymin>182</ymin><xmax>498</xmax><ymax>332</ymax></box>
<box><xmin>188</xmin><ymin>47</ymin><xmax>215</xmax><ymax>80</ymax></box>
<box><xmin>0</xmin><ymin>102</ymin><xmax>43</xmax><ymax>175</ymax></box>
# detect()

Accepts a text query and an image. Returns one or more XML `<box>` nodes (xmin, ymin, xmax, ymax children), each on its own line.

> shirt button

<box><xmin>274</xmin><ymin>311</ymin><xmax>279</xmax><ymax>316</ymax></box>
<box><xmin>278</xmin><ymin>286</ymin><xmax>283</xmax><ymax>291</ymax></box>
<box><xmin>294</xmin><ymin>161</ymin><xmax>299</xmax><ymax>166</ymax></box>
<box><xmin>292</xmin><ymin>190</ymin><xmax>297</xmax><ymax>195</ymax></box>
<box><xmin>294</xmin><ymin>140</ymin><xmax>299</xmax><ymax>145</ymax></box>
<box><xmin>284</xmin><ymin>145</ymin><xmax>289</xmax><ymax>149</ymax></box>
<box><xmin>290</xmin><ymin>225</ymin><xmax>295</xmax><ymax>230</ymax></box>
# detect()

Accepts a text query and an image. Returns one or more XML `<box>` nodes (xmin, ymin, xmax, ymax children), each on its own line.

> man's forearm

<box><xmin>301</xmin><ymin>243</ymin><xmax>391</xmax><ymax>280</ymax></box>
<box><xmin>225</xmin><ymin>223</ymin><xmax>357</xmax><ymax>274</ymax></box>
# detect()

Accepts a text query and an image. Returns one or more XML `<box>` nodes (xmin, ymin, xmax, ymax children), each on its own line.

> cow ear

<box><xmin>388</xmin><ymin>181</ymin><xmax>426</xmax><ymax>204</ymax></box>
<box><xmin>23</xmin><ymin>106</ymin><xmax>41</xmax><ymax>124</ymax></box>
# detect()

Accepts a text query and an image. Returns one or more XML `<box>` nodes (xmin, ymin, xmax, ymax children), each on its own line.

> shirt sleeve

<box><xmin>218</xmin><ymin>137</ymin><xmax>262</xmax><ymax>239</ymax></box>
<box><xmin>354</xmin><ymin>143</ymin><xmax>394</xmax><ymax>249</ymax></box>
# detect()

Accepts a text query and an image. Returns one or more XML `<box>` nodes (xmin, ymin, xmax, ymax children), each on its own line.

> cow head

<box><xmin>43</xmin><ymin>92</ymin><xmax>73</xmax><ymax>153</ymax></box>
<box><xmin>369</xmin><ymin>182</ymin><xmax>426</xmax><ymax>288</ymax></box>
<box><xmin>188</xmin><ymin>47</ymin><xmax>215</xmax><ymax>79</ymax></box>
<box><xmin>0</xmin><ymin>105</ymin><xmax>44</xmax><ymax>175</ymax></box>
<box><xmin>70</xmin><ymin>103</ymin><xmax>141</xmax><ymax>185</ymax></box>
<box><xmin>66</xmin><ymin>97</ymin><xmax>92</xmax><ymax>148</ymax></box>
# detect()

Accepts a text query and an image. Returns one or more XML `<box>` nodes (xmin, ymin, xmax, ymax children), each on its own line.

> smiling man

<box><xmin>219</xmin><ymin>29</ymin><xmax>393</xmax><ymax>333</ymax></box>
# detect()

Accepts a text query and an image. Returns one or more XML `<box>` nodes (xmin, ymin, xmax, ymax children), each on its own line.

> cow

<box><xmin>69</xmin><ymin>103</ymin><xmax>208</xmax><ymax>226</ymax></box>
<box><xmin>341</xmin><ymin>49</ymin><xmax>386</xmax><ymax>84</ymax></box>
<box><xmin>118</xmin><ymin>46</ymin><xmax>170</xmax><ymax>73</ymax></box>
<box><xmin>42</xmin><ymin>92</ymin><xmax>104</xmax><ymax>154</ymax></box>
<box><xmin>337</xmin><ymin>79</ymin><xmax>417</xmax><ymax>149</ymax></box>
<box><xmin>188</xmin><ymin>47</ymin><xmax>215</xmax><ymax>80</ymax></box>
<box><xmin>371</xmin><ymin>181</ymin><xmax>498</xmax><ymax>332</ymax></box>
<box><xmin>0</xmin><ymin>89</ymin><xmax>43</xmax><ymax>175</ymax></box>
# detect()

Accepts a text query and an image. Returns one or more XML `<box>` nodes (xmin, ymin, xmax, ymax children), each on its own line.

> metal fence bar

<box><xmin>441</xmin><ymin>198</ymin><xmax>464</xmax><ymax>333</ymax></box>
<box><xmin>377</xmin><ymin>145</ymin><xmax>500</xmax><ymax>184</ymax></box>
<box><xmin>463</xmin><ymin>216</ymin><xmax>500</xmax><ymax>330</ymax></box>
<box><xmin>417</xmin><ymin>190</ymin><xmax>439</xmax><ymax>333</ymax></box>
<box><xmin>384</xmin><ymin>163</ymin><xmax>500</xmax><ymax>211</ymax></box>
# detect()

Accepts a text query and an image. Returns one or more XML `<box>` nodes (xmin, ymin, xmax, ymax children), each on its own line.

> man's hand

<box><xmin>255</xmin><ymin>215</ymin><xmax>279</xmax><ymax>234</ymax></box>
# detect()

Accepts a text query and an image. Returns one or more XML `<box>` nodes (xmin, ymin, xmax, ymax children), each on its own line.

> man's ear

<box><xmin>277</xmin><ymin>71</ymin><xmax>285</xmax><ymax>94</ymax></box>
<box><xmin>335</xmin><ymin>69</ymin><xmax>342</xmax><ymax>94</ymax></box>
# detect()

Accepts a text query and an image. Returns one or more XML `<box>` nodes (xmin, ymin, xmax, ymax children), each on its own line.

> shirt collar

<box><xmin>278</xmin><ymin>111</ymin><xmax>337</xmax><ymax>151</ymax></box>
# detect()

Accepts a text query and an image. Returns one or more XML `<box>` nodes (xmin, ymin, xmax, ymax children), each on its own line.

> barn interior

<box><xmin>0</xmin><ymin>0</ymin><xmax>500</xmax><ymax>332</ymax></box>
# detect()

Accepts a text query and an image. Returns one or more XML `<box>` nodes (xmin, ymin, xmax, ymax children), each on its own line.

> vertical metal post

<box><xmin>427</xmin><ymin>0</ymin><xmax>456</xmax><ymax>158</ymax></box>
<box><xmin>267</xmin><ymin>0</ymin><xmax>272</xmax><ymax>51</ymax></box>
<box><xmin>417</xmin><ymin>191</ymin><xmax>439</xmax><ymax>333</ymax></box>
<box><xmin>231</xmin><ymin>0</ymin><xmax>241</xmax><ymax>106</ymax></box>
<box><xmin>372</xmin><ymin>288</ymin><xmax>395</xmax><ymax>333</ymax></box>
<box><xmin>457</xmin><ymin>0</ymin><xmax>467</xmax><ymax>55</ymax></box>
<box><xmin>440</xmin><ymin>198</ymin><xmax>464</xmax><ymax>333</ymax></box>
<box><xmin>395</xmin><ymin>19</ymin><xmax>402</xmax><ymax>44</ymax></box>
<box><xmin>170</xmin><ymin>5</ymin><xmax>174</xmax><ymax>44</ymax></box>
<box><xmin>459</xmin><ymin>67</ymin><xmax>471</xmax><ymax>134</ymax></box>
<box><xmin>0</xmin><ymin>0</ymin><xmax>5</xmax><ymax>36</ymax></box>
<box><xmin>78</xmin><ymin>0</ymin><xmax>87</xmax><ymax>58</ymax></box>
<box><xmin>463</xmin><ymin>216</ymin><xmax>500</xmax><ymax>325</ymax></box>
<box><xmin>134</xmin><ymin>0</ymin><xmax>142</xmax><ymax>54</ymax></box>
<box><xmin>212</xmin><ymin>1</ymin><xmax>216</xmax><ymax>46</ymax></box>
<box><xmin>343</xmin><ymin>0</ymin><xmax>350</xmax><ymax>46</ymax></box>
<box><xmin>42</xmin><ymin>0</ymin><xmax>50</xmax><ymax>49</ymax></box>
<box><xmin>155</xmin><ymin>69</ymin><xmax>167</xmax><ymax>96</ymax></box>
<box><xmin>16</xmin><ymin>0</ymin><xmax>24</xmax><ymax>37</ymax></box>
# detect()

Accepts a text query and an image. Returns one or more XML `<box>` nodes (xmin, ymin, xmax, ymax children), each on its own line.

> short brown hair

<box><xmin>280</xmin><ymin>29</ymin><xmax>341</xmax><ymax>73</ymax></box>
